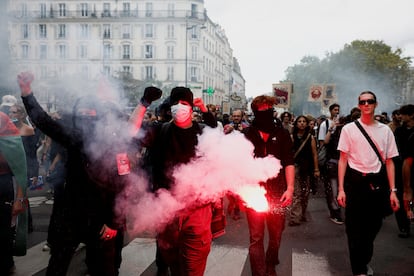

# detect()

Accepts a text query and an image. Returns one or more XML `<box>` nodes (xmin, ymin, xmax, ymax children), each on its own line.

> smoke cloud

<box><xmin>119</xmin><ymin>127</ymin><xmax>282</xmax><ymax>238</ymax></box>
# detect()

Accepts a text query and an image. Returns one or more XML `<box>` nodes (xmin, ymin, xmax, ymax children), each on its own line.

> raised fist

<box><xmin>17</xmin><ymin>72</ymin><xmax>34</xmax><ymax>96</ymax></box>
<box><xmin>140</xmin><ymin>86</ymin><xmax>162</xmax><ymax>107</ymax></box>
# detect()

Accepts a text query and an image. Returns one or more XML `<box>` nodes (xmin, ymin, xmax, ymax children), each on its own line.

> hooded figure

<box><xmin>18</xmin><ymin>71</ymin><xmax>132</xmax><ymax>276</ymax></box>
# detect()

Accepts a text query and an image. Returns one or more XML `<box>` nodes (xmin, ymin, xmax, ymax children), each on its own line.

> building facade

<box><xmin>6</xmin><ymin>0</ymin><xmax>246</xmax><ymax>112</ymax></box>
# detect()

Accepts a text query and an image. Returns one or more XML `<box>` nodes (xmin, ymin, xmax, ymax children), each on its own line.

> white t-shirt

<box><xmin>337</xmin><ymin>119</ymin><xmax>399</xmax><ymax>173</ymax></box>
<box><xmin>318</xmin><ymin>119</ymin><xmax>332</xmax><ymax>141</ymax></box>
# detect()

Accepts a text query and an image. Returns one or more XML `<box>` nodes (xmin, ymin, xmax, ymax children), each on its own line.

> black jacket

<box><xmin>22</xmin><ymin>94</ymin><xmax>128</xmax><ymax>231</ymax></box>
<box><xmin>243</xmin><ymin>125</ymin><xmax>294</xmax><ymax>196</ymax></box>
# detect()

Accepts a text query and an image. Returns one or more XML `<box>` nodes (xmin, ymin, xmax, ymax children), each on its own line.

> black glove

<box><xmin>140</xmin><ymin>87</ymin><xmax>162</xmax><ymax>107</ymax></box>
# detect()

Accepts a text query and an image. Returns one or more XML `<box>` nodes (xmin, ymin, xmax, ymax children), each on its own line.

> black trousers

<box><xmin>46</xmin><ymin>214</ymin><xmax>124</xmax><ymax>276</ymax></box>
<box><xmin>0</xmin><ymin>174</ymin><xmax>14</xmax><ymax>273</ymax></box>
<box><xmin>344</xmin><ymin>167</ymin><xmax>384</xmax><ymax>275</ymax></box>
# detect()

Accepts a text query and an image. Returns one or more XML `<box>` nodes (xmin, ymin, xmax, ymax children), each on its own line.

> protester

<box><xmin>0</xmin><ymin>95</ymin><xmax>18</xmax><ymax>115</ymax></box>
<box><xmin>318</xmin><ymin>103</ymin><xmax>344</xmax><ymax>224</ymax></box>
<box><xmin>289</xmin><ymin>115</ymin><xmax>319</xmax><ymax>226</ymax></box>
<box><xmin>398</xmin><ymin>104</ymin><xmax>414</xmax><ymax>224</ymax></box>
<box><xmin>387</xmin><ymin>109</ymin><xmax>402</xmax><ymax>133</ymax></box>
<box><xmin>0</xmin><ymin>111</ymin><xmax>27</xmax><ymax>274</ymax></box>
<box><xmin>130</xmin><ymin>86</ymin><xmax>217</xmax><ymax>276</ymax></box>
<box><xmin>17</xmin><ymin>71</ymin><xmax>131</xmax><ymax>276</ymax></box>
<box><xmin>337</xmin><ymin>91</ymin><xmax>399</xmax><ymax>275</ymax></box>
<box><xmin>242</xmin><ymin>95</ymin><xmax>294</xmax><ymax>276</ymax></box>
<box><xmin>223</xmin><ymin>109</ymin><xmax>249</xmax><ymax>220</ymax></box>
<box><xmin>280</xmin><ymin>111</ymin><xmax>293</xmax><ymax>134</ymax></box>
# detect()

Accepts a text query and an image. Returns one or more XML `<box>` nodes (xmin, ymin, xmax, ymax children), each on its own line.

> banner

<box><xmin>308</xmin><ymin>84</ymin><xmax>324</xmax><ymax>102</ymax></box>
<box><xmin>308</xmin><ymin>84</ymin><xmax>337</xmax><ymax>106</ymax></box>
<box><xmin>272</xmin><ymin>83</ymin><xmax>292</xmax><ymax>108</ymax></box>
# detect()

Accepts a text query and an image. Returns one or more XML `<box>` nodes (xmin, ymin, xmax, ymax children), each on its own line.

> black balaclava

<box><xmin>253</xmin><ymin>108</ymin><xmax>275</xmax><ymax>133</ymax></box>
<box><xmin>72</xmin><ymin>97</ymin><xmax>101</xmax><ymax>138</ymax></box>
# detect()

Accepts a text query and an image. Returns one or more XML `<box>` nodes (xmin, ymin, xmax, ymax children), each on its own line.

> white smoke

<box><xmin>121</xmin><ymin>127</ymin><xmax>282</xmax><ymax>238</ymax></box>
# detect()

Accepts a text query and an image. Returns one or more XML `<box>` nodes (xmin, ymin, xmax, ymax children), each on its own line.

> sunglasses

<box><xmin>358</xmin><ymin>99</ymin><xmax>376</xmax><ymax>105</ymax></box>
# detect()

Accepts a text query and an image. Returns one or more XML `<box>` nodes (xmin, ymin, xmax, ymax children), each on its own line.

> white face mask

<box><xmin>171</xmin><ymin>103</ymin><xmax>192</xmax><ymax>123</ymax></box>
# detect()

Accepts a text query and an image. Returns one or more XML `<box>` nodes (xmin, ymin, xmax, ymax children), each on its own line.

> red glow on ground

<box><xmin>237</xmin><ymin>186</ymin><xmax>269</xmax><ymax>212</ymax></box>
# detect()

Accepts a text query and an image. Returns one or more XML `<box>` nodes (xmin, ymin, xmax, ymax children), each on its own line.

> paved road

<box><xmin>14</xmin><ymin>184</ymin><xmax>414</xmax><ymax>276</ymax></box>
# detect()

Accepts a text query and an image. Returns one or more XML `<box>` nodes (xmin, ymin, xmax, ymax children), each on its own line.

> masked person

<box><xmin>17</xmin><ymin>71</ymin><xmax>133</xmax><ymax>276</ymax></box>
<box><xmin>242</xmin><ymin>95</ymin><xmax>294</xmax><ymax>276</ymax></box>
<box><xmin>129</xmin><ymin>86</ymin><xmax>217</xmax><ymax>276</ymax></box>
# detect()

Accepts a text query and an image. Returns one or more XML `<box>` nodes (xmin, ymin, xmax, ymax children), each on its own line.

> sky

<box><xmin>204</xmin><ymin>0</ymin><xmax>414</xmax><ymax>98</ymax></box>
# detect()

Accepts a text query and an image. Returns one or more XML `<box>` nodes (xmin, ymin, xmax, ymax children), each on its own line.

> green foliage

<box><xmin>284</xmin><ymin>40</ymin><xmax>412</xmax><ymax>115</ymax></box>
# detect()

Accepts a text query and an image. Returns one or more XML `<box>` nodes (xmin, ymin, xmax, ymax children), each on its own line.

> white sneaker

<box><xmin>42</xmin><ymin>243</ymin><xmax>51</xmax><ymax>251</ymax></box>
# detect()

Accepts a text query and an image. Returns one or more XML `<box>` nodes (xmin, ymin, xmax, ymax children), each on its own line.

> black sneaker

<box><xmin>329</xmin><ymin>216</ymin><xmax>344</xmax><ymax>225</ymax></box>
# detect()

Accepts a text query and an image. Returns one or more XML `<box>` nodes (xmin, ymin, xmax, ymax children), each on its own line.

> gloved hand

<box><xmin>140</xmin><ymin>86</ymin><xmax>162</xmax><ymax>107</ymax></box>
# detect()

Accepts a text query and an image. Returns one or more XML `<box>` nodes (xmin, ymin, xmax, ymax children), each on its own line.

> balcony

<box><xmin>9</xmin><ymin>9</ymin><xmax>206</xmax><ymax>21</ymax></box>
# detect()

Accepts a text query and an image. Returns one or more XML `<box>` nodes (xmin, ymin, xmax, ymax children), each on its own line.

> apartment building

<box><xmin>6</xmin><ymin>0</ymin><xmax>246</xmax><ymax>111</ymax></box>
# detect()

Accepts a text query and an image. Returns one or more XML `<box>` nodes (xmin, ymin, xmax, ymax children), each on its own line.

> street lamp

<box><xmin>185</xmin><ymin>21</ymin><xmax>205</xmax><ymax>87</ymax></box>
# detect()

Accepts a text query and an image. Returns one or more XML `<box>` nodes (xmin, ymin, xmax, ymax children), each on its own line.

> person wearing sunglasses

<box><xmin>337</xmin><ymin>91</ymin><xmax>400</xmax><ymax>276</ymax></box>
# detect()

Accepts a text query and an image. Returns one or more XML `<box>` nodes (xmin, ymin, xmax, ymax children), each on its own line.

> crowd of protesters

<box><xmin>1</xmin><ymin>72</ymin><xmax>413</xmax><ymax>276</ymax></box>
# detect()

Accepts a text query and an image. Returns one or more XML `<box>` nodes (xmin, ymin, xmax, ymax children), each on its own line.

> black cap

<box><xmin>170</xmin><ymin>87</ymin><xmax>193</xmax><ymax>106</ymax></box>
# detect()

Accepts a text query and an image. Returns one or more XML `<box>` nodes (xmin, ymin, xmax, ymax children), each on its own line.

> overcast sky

<box><xmin>204</xmin><ymin>0</ymin><xmax>414</xmax><ymax>98</ymax></box>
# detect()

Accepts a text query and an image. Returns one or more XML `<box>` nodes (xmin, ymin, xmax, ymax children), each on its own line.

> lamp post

<box><xmin>185</xmin><ymin>21</ymin><xmax>205</xmax><ymax>87</ymax></box>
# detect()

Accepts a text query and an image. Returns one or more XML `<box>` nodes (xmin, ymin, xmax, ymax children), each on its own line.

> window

<box><xmin>22</xmin><ymin>24</ymin><xmax>28</xmax><ymax>39</ymax></box>
<box><xmin>58</xmin><ymin>45</ymin><xmax>67</xmax><ymax>59</ymax></box>
<box><xmin>79</xmin><ymin>45</ymin><xmax>87</xmax><ymax>58</ymax></box>
<box><xmin>39</xmin><ymin>24</ymin><xmax>47</xmax><ymax>38</ymax></box>
<box><xmin>190</xmin><ymin>67</ymin><xmax>197</xmax><ymax>82</ymax></box>
<box><xmin>190</xmin><ymin>27</ymin><xmax>197</xmax><ymax>39</ymax></box>
<box><xmin>145</xmin><ymin>66</ymin><xmax>153</xmax><ymax>80</ymax></box>
<box><xmin>103</xmin><ymin>44</ymin><xmax>112</xmax><ymax>59</ymax></box>
<box><xmin>145</xmin><ymin>24</ymin><xmax>153</xmax><ymax>38</ymax></box>
<box><xmin>40</xmin><ymin>3</ymin><xmax>47</xmax><ymax>18</ymax></box>
<box><xmin>103</xmin><ymin>24</ymin><xmax>111</xmax><ymax>39</ymax></box>
<box><xmin>123</xmin><ymin>66</ymin><xmax>131</xmax><ymax>73</ymax></box>
<box><xmin>22</xmin><ymin>45</ymin><xmax>29</xmax><ymax>59</ymax></box>
<box><xmin>145</xmin><ymin>45</ymin><xmax>153</xmax><ymax>58</ymax></box>
<box><xmin>123</xmin><ymin>45</ymin><xmax>130</xmax><ymax>59</ymax></box>
<box><xmin>58</xmin><ymin>24</ymin><xmax>66</xmax><ymax>38</ymax></box>
<box><xmin>40</xmin><ymin>45</ymin><xmax>47</xmax><ymax>59</ymax></box>
<box><xmin>167</xmin><ymin>46</ymin><xmax>174</xmax><ymax>59</ymax></box>
<box><xmin>21</xmin><ymin>3</ymin><xmax>28</xmax><ymax>17</ymax></box>
<box><xmin>145</xmin><ymin>3</ymin><xmax>153</xmax><ymax>17</ymax></box>
<box><xmin>167</xmin><ymin>3</ymin><xmax>175</xmax><ymax>17</ymax></box>
<box><xmin>122</xmin><ymin>24</ymin><xmax>131</xmax><ymax>39</ymax></box>
<box><xmin>103</xmin><ymin>3</ymin><xmax>111</xmax><ymax>17</ymax></box>
<box><xmin>122</xmin><ymin>3</ymin><xmax>130</xmax><ymax>16</ymax></box>
<box><xmin>191</xmin><ymin>4</ymin><xmax>198</xmax><ymax>18</ymax></box>
<box><xmin>191</xmin><ymin>46</ymin><xmax>197</xmax><ymax>60</ymax></box>
<box><xmin>81</xmin><ymin>3</ymin><xmax>88</xmax><ymax>17</ymax></box>
<box><xmin>80</xmin><ymin>24</ymin><xmax>89</xmax><ymax>39</ymax></box>
<box><xmin>167</xmin><ymin>24</ymin><xmax>174</xmax><ymax>39</ymax></box>
<box><xmin>59</xmin><ymin>3</ymin><xmax>66</xmax><ymax>17</ymax></box>
<box><xmin>167</xmin><ymin>66</ymin><xmax>174</xmax><ymax>81</ymax></box>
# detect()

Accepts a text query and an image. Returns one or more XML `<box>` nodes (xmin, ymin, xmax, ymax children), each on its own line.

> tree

<box><xmin>285</xmin><ymin>40</ymin><xmax>412</xmax><ymax>115</ymax></box>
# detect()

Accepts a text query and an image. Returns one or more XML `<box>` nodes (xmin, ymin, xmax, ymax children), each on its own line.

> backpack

<box><xmin>317</xmin><ymin>120</ymin><xmax>329</xmax><ymax>167</ymax></box>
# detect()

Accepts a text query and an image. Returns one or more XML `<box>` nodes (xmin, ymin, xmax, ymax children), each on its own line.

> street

<box><xmin>14</xmin><ymin>183</ymin><xmax>414</xmax><ymax>276</ymax></box>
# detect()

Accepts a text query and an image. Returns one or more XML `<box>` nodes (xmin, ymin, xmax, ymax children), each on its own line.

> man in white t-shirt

<box><xmin>318</xmin><ymin>103</ymin><xmax>343</xmax><ymax>224</ymax></box>
<box><xmin>337</xmin><ymin>91</ymin><xmax>400</xmax><ymax>276</ymax></box>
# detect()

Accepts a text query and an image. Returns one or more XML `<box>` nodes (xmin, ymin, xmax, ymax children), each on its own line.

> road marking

<box><xmin>13</xmin><ymin>239</ymin><xmax>249</xmax><ymax>276</ymax></box>
<box><xmin>14</xmin><ymin>242</ymin><xmax>50</xmax><ymax>276</ymax></box>
<box><xmin>292</xmin><ymin>249</ymin><xmax>331</xmax><ymax>276</ymax></box>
